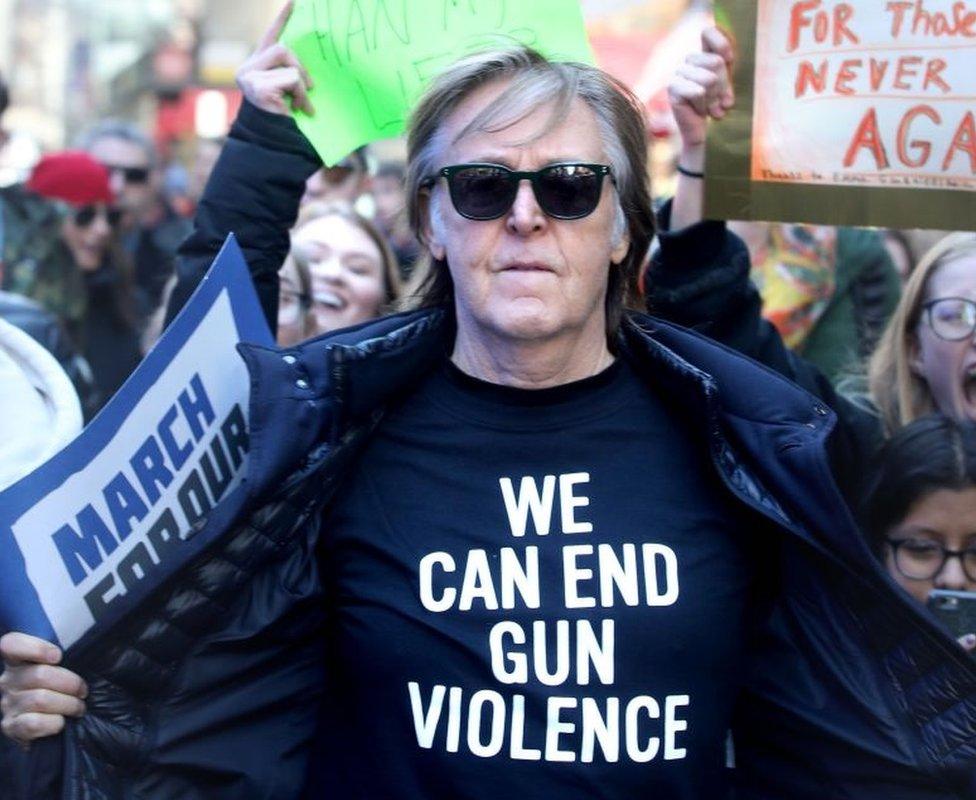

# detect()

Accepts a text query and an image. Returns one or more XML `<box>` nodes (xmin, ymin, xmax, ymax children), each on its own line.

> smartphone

<box><xmin>927</xmin><ymin>589</ymin><xmax>976</xmax><ymax>650</ymax></box>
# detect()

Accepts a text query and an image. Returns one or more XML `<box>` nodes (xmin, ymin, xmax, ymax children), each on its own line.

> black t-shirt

<box><xmin>312</xmin><ymin>357</ymin><xmax>760</xmax><ymax>798</ymax></box>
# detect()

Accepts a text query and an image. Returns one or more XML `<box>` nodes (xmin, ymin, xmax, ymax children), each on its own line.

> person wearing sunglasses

<box><xmin>4</xmin><ymin>6</ymin><xmax>976</xmax><ymax>800</ymax></box>
<box><xmin>16</xmin><ymin>150</ymin><xmax>142</xmax><ymax>405</ymax></box>
<box><xmin>77</xmin><ymin>121</ymin><xmax>192</xmax><ymax>327</ymax></box>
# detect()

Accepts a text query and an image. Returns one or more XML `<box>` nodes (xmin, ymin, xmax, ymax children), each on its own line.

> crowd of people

<box><xmin>1</xmin><ymin>4</ymin><xmax>975</xmax><ymax>798</ymax></box>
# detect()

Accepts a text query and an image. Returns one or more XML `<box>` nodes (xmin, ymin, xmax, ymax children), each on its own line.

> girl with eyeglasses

<box><xmin>649</xmin><ymin>29</ymin><xmax>976</xmax><ymax>497</ymax></box>
<box><xmin>859</xmin><ymin>415</ymin><xmax>976</xmax><ymax>652</ymax></box>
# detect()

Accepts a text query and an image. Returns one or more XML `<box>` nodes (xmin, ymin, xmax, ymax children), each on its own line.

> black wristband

<box><xmin>676</xmin><ymin>164</ymin><xmax>705</xmax><ymax>179</ymax></box>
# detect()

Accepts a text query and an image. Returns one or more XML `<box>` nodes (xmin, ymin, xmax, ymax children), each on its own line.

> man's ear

<box><xmin>610</xmin><ymin>218</ymin><xmax>630</xmax><ymax>266</ymax></box>
<box><xmin>419</xmin><ymin>188</ymin><xmax>446</xmax><ymax>261</ymax></box>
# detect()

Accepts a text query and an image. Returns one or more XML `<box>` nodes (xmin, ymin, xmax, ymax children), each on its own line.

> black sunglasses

<box><xmin>422</xmin><ymin>162</ymin><xmax>614</xmax><ymax>221</ymax></box>
<box><xmin>73</xmin><ymin>205</ymin><xmax>124</xmax><ymax>229</ymax></box>
<box><xmin>103</xmin><ymin>164</ymin><xmax>151</xmax><ymax>184</ymax></box>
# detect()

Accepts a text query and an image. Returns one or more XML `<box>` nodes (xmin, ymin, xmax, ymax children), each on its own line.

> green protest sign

<box><xmin>281</xmin><ymin>0</ymin><xmax>594</xmax><ymax>165</ymax></box>
<box><xmin>707</xmin><ymin>0</ymin><xmax>976</xmax><ymax>231</ymax></box>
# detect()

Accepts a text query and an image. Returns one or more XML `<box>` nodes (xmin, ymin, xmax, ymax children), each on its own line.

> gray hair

<box><xmin>404</xmin><ymin>45</ymin><xmax>654</xmax><ymax>341</ymax></box>
<box><xmin>75</xmin><ymin>120</ymin><xmax>157</xmax><ymax>168</ymax></box>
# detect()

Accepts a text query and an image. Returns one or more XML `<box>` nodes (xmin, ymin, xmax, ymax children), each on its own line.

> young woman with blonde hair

<box><xmin>869</xmin><ymin>234</ymin><xmax>976</xmax><ymax>434</ymax></box>
<box><xmin>276</xmin><ymin>201</ymin><xmax>402</xmax><ymax>346</ymax></box>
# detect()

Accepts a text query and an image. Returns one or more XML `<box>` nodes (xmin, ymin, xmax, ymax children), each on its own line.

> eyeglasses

<box><xmin>886</xmin><ymin>537</ymin><xmax>976</xmax><ymax>582</ymax></box>
<box><xmin>102</xmin><ymin>163</ymin><xmax>151</xmax><ymax>184</ymax></box>
<box><xmin>73</xmin><ymin>205</ymin><xmax>124</xmax><ymax>229</ymax></box>
<box><xmin>422</xmin><ymin>162</ymin><xmax>614</xmax><ymax>221</ymax></box>
<box><xmin>922</xmin><ymin>297</ymin><xmax>976</xmax><ymax>341</ymax></box>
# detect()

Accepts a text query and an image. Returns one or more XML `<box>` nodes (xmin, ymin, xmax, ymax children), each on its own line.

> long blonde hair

<box><xmin>868</xmin><ymin>233</ymin><xmax>976</xmax><ymax>434</ymax></box>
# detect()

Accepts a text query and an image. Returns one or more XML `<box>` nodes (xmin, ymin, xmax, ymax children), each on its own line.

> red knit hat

<box><xmin>26</xmin><ymin>150</ymin><xmax>115</xmax><ymax>207</ymax></box>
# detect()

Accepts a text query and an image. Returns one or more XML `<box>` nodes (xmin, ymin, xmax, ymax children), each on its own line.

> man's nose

<box><xmin>506</xmin><ymin>180</ymin><xmax>545</xmax><ymax>235</ymax></box>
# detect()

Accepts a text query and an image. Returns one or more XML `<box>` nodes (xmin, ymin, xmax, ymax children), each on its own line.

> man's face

<box><xmin>87</xmin><ymin>135</ymin><xmax>154</xmax><ymax>219</ymax></box>
<box><xmin>424</xmin><ymin>80</ymin><xmax>629</xmax><ymax>347</ymax></box>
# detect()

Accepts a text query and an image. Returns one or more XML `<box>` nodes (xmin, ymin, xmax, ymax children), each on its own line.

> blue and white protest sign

<box><xmin>0</xmin><ymin>235</ymin><xmax>272</xmax><ymax>653</ymax></box>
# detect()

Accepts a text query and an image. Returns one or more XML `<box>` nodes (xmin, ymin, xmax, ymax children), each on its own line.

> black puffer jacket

<box><xmin>646</xmin><ymin>203</ymin><xmax>886</xmax><ymax>502</ymax></box>
<box><xmin>10</xmin><ymin>302</ymin><xmax>976</xmax><ymax>799</ymax></box>
<box><xmin>6</xmin><ymin>104</ymin><xmax>976</xmax><ymax>799</ymax></box>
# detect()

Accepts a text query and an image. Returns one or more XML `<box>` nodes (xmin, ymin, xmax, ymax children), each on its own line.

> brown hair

<box><xmin>868</xmin><ymin>233</ymin><xmax>976</xmax><ymax>434</ymax></box>
<box><xmin>402</xmin><ymin>45</ymin><xmax>654</xmax><ymax>342</ymax></box>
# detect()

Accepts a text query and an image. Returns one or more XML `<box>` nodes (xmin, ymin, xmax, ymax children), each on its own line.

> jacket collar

<box><xmin>240</xmin><ymin>306</ymin><xmax>833</xmax><ymax>508</ymax></box>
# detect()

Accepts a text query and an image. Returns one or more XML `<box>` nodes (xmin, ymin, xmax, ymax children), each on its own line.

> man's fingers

<box><xmin>1</xmin><ymin>711</ymin><xmax>66</xmax><ymax>744</ymax></box>
<box><xmin>250</xmin><ymin>68</ymin><xmax>315</xmax><ymax>115</ymax></box>
<box><xmin>249</xmin><ymin>42</ymin><xmax>299</xmax><ymax>72</ymax></box>
<box><xmin>0</xmin><ymin>633</ymin><xmax>61</xmax><ymax>668</ymax></box>
<box><xmin>2</xmin><ymin>688</ymin><xmax>85</xmax><ymax>719</ymax></box>
<box><xmin>289</xmin><ymin>76</ymin><xmax>316</xmax><ymax>116</ymax></box>
<box><xmin>258</xmin><ymin>0</ymin><xmax>295</xmax><ymax>50</ymax></box>
<box><xmin>3</xmin><ymin>664</ymin><xmax>87</xmax><ymax>698</ymax></box>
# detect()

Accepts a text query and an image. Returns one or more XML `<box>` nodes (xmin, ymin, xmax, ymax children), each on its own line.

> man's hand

<box><xmin>0</xmin><ymin>632</ymin><xmax>87</xmax><ymax>746</ymax></box>
<box><xmin>236</xmin><ymin>1</ymin><xmax>315</xmax><ymax>117</ymax></box>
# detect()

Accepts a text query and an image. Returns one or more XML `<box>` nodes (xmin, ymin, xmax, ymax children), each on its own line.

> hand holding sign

<box><xmin>0</xmin><ymin>632</ymin><xmax>87</xmax><ymax>746</ymax></box>
<box><xmin>706</xmin><ymin>0</ymin><xmax>976</xmax><ymax>230</ymax></box>
<box><xmin>669</xmin><ymin>29</ymin><xmax>736</xmax><ymax>153</ymax></box>
<box><xmin>237</xmin><ymin>1</ymin><xmax>316</xmax><ymax>118</ymax></box>
<box><xmin>668</xmin><ymin>27</ymin><xmax>736</xmax><ymax>231</ymax></box>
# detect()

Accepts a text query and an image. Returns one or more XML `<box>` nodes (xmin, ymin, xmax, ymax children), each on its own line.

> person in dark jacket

<box><xmin>3</xmin><ymin>7</ymin><xmax>976</xmax><ymax>800</ymax></box>
<box><xmin>7</xmin><ymin>151</ymin><xmax>142</xmax><ymax>407</ymax></box>
<box><xmin>76</xmin><ymin>120</ymin><xmax>192</xmax><ymax>326</ymax></box>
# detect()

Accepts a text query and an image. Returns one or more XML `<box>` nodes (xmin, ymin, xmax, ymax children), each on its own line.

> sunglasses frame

<box><xmin>73</xmin><ymin>205</ymin><xmax>124</xmax><ymax>229</ymax></box>
<box><xmin>103</xmin><ymin>163</ymin><xmax>151</xmax><ymax>184</ymax></box>
<box><xmin>424</xmin><ymin>162</ymin><xmax>614</xmax><ymax>221</ymax></box>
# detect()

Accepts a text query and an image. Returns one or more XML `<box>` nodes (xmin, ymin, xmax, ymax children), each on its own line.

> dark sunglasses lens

<box><xmin>107</xmin><ymin>208</ymin><xmax>124</xmax><ymax>227</ymax></box>
<box><xmin>450</xmin><ymin>166</ymin><xmax>515</xmax><ymax>219</ymax></box>
<box><xmin>537</xmin><ymin>165</ymin><xmax>603</xmax><ymax>219</ymax></box>
<box><xmin>122</xmin><ymin>167</ymin><xmax>150</xmax><ymax>184</ymax></box>
<box><xmin>73</xmin><ymin>206</ymin><xmax>97</xmax><ymax>226</ymax></box>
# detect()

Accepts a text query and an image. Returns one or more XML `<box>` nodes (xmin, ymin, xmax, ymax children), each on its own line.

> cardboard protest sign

<box><xmin>0</xmin><ymin>236</ymin><xmax>272</xmax><ymax>655</ymax></box>
<box><xmin>707</xmin><ymin>0</ymin><xmax>976</xmax><ymax>230</ymax></box>
<box><xmin>281</xmin><ymin>0</ymin><xmax>594</xmax><ymax>165</ymax></box>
